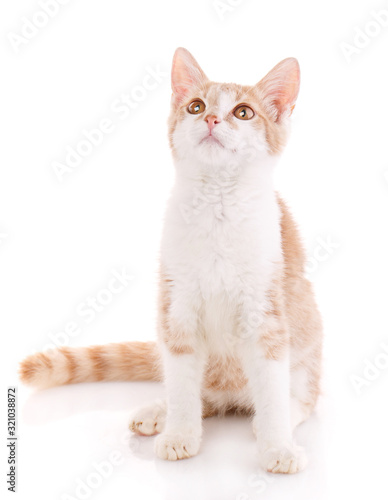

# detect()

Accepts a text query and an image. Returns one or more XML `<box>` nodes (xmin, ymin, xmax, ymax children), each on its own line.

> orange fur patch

<box><xmin>59</xmin><ymin>347</ymin><xmax>78</xmax><ymax>384</ymax></box>
<box><xmin>279</xmin><ymin>196</ymin><xmax>323</xmax><ymax>410</ymax></box>
<box><xmin>19</xmin><ymin>352</ymin><xmax>52</xmax><ymax>384</ymax></box>
<box><xmin>158</xmin><ymin>270</ymin><xmax>195</xmax><ymax>355</ymax></box>
<box><xmin>260</xmin><ymin>273</ymin><xmax>289</xmax><ymax>361</ymax></box>
<box><xmin>88</xmin><ymin>345</ymin><xmax>108</xmax><ymax>382</ymax></box>
<box><xmin>204</xmin><ymin>355</ymin><xmax>247</xmax><ymax>393</ymax></box>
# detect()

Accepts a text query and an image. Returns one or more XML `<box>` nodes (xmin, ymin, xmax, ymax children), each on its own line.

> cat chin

<box><xmin>177</xmin><ymin>142</ymin><xmax>238</xmax><ymax>169</ymax></box>
<box><xmin>175</xmin><ymin>137</ymin><xmax>273</xmax><ymax>172</ymax></box>
<box><xmin>191</xmin><ymin>147</ymin><xmax>271</xmax><ymax>171</ymax></box>
<box><xmin>196</xmin><ymin>144</ymin><xmax>231</xmax><ymax>164</ymax></box>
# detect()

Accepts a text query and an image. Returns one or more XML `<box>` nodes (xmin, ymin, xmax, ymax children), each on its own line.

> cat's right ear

<box><xmin>171</xmin><ymin>48</ymin><xmax>208</xmax><ymax>107</ymax></box>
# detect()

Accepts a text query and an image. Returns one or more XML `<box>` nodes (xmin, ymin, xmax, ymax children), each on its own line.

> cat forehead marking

<box><xmin>203</xmin><ymin>84</ymin><xmax>242</xmax><ymax>117</ymax></box>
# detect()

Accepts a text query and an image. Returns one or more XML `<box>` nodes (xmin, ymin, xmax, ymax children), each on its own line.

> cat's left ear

<box><xmin>171</xmin><ymin>47</ymin><xmax>208</xmax><ymax>107</ymax></box>
<box><xmin>256</xmin><ymin>58</ymin><xmax>300</xmax><ymax>122</ymax></box>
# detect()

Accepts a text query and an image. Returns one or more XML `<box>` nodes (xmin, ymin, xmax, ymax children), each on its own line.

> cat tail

<box><xmin>19</xmin><ymin>341</ymin><xmax>162</xmax><ymax>389</ymax></box>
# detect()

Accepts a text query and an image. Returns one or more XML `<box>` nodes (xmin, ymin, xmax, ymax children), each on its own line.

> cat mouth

<box><xmin>199</xmin><ymin>134</ymin><xmax>224</xmax><ymax>148</ymax></box>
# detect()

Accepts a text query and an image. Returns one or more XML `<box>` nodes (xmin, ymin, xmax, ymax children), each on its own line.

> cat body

<box><xmin>20</xmin><ymin>48</ymin><xmax>323</xmax><ymax>474</ymax></box>
<box><xmin>160</xmin><ymin>153</ymin><xmax>282</xmax><ymax>414</ymax></box>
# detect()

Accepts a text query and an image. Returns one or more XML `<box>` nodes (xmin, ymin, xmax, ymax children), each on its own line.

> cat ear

<box><xmin>257</xmin><ymin>58</ymin><xmax>300</xmax><ymax>122</ymax></box>
<box><xmin>171</xmin><ymin>47</ymin><xmax>208</xmax><ymax>106</ymax></box>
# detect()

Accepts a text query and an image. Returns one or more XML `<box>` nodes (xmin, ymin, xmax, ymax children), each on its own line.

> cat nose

<box><xmin>205</xmin><ymin>115</ymin><xmax>220</xmax><ymax>131</ymax></box>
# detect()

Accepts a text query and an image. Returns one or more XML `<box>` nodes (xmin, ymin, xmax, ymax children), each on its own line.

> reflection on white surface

<box><xmin>20</xmin><ymin>381</ymin><xmax>328</xmax><ymax>500</ymax></box>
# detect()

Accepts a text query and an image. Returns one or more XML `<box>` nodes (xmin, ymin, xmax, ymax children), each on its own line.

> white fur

<box><xmin>155</xmin><ymin>345</ymin><xmax>204</xmax><ymax>460</ymax></box>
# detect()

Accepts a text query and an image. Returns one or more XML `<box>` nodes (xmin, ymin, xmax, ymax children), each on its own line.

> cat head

<box><xmin>168</xmin><ymin>48</ymin><xmax>300</xmax><ymax>172</ymax></box>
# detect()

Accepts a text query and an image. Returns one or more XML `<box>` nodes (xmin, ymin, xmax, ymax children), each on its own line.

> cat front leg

<box><xmin>245</xmin><ymin>350</ymin><xmax>307</xmax><ymax>473</ymax></box>
<box><xmin>155</xmin><ymin>279</ymin><xmax>205</xmax><ymax>460</ymax></box>
<box><xmin>155</xmin><ymin>344</ymin><xmax>205</xmax><ymax>460</ymax></box>
<box><xmin>238</xmin><ymin>293</ymin><xmax>307</xmax><ymax>474</ymax></box>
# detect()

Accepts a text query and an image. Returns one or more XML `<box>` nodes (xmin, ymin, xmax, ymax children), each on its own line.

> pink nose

<box><xmin>206</xmin><ymin>115</ymin><xmax>220</xmax><ymax>131</ymax></box>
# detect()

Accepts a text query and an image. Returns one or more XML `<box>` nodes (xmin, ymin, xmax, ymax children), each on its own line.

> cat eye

<box><xmin>233</xmin><ymin>104</ymin><xmax>254</xmax><ymax>120</ymax></box>
<box><xmin>187</xmin><ymin>99</ymin><xmax>206</xmax><ymax>114</ymax></box>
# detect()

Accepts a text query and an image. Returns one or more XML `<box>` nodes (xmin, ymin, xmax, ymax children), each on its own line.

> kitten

<box><xmin>20</xmin><ymin>48</ymin><xmax>323</xmax><ymax>474</ymax></box>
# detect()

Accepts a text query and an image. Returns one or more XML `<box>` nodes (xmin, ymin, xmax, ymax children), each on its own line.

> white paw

<box><xmin>259</xmin><ymin>444</ymin><xmax>307</xmax><ymax>474</ymax></box>
<box><xmin>129</xmin><ymin>400</ymin><xmax>166</xmax><ymax>436</ymax></box>
<box><xmin>155</xmin><ymin>432</ymin><xmax>201</xmax><ymax>460</ymax></box>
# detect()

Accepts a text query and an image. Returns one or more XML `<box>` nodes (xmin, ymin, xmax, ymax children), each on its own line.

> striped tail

<box><xmin>19</xmin><ymin>341</ymin><xmax>162</xmax><ymax>389</ymax></box>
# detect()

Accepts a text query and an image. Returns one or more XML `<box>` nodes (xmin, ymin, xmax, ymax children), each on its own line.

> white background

<box><xmin>1</xmin><ymin>0</ymin><xmax>388</xmax><ymax>498</ymax></box>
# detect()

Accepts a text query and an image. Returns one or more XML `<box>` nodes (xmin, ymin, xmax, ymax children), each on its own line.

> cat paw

<box><xmin>154</xmin><ymin>432</ymin><xmax>201</xmax><ymax>460</ymax></box>
<box><xmin>129</xmin><ymin>400</ymin><xmax>166</xmax><ymax>436</ymax></box>
<box><xmin>259</xmin><ymin>444</ymin><xmax>307</xmax><ymax>474</ymax></box>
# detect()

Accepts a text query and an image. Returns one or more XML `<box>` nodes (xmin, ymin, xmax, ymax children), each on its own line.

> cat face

<box><xmin>168</xmin><ymin>48</ymin><xmax>300</xmax><ymax>171</ymax></box>
<box><xmin>171</xmin><ymin>82</ymin><xmax>270</xmax><ymax>168</ymax></box>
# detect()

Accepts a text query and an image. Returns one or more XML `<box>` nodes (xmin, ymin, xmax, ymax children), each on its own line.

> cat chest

<box><xmin>200</xmin><ymin>293</ymin><xmax>238</xmax><ymax>350</ymax></box>
<box><xmin>177</xmin><ymin>214</ymin><xmax>272</xmax><ymax>296</ymax></box>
